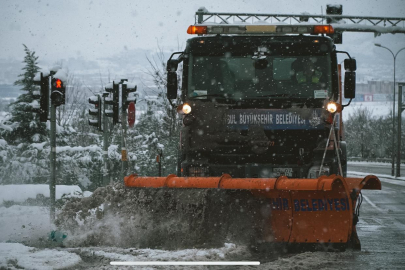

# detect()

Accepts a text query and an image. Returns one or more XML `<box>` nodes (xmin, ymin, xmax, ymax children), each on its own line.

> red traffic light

<box><xmin>51</xmin><ymin>78</ymin><xmax>66</xmax><ymax>107</ymax></box>
<box><xmin>54</xmin><ymin>78</ymin><xmax>63</xmax><ymax>89</ymax></box>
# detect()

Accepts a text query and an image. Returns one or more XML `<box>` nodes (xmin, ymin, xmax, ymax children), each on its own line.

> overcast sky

<box><xmin>1</xmin><ymin>0</ymin><xmax>404</xmax><ymax>61</ymax></box>
<box><xmin>0</xmin><ymin>0</ymin><xmax>404</xmax><ymax>86</ymax></box>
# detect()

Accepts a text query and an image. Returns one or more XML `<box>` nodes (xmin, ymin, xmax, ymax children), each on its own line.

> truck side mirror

<box><xmin>167</xmin><ymin>71</ymin><xmax>178</xmax><ymax>99</ymax></box>
<box><xmin>344</xmin><ymin>58</ymin><xmax>356</xmax><ymax>72</ymax></box>
<box><xmin>344</xmin><ymin>71</ymin><xmax>356</xmax><ymax>99</ymax></box>
<box><xmin>166</xmin><ymin>52</ymin><xmax>183</xmax><ymax>100</ymax></box>
<box><xmin>167</xmin><ymin>59</ymin><xmax>179</xmax><ymax>72</ymax></box>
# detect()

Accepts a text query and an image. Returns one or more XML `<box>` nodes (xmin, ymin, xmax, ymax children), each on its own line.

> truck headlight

<box><xmin>182</xmin><ymin>103</ymin><xmax>192</xmax><ymax>114</ymax></box>
<box><xmin>326</xmin><ymin>102</ymin><xmax>342</xmax><ymax>113</ymax></box>
<box><xmin>177</xmin><ymin>103</ymin><xmax>192</xmax><ymax>115</ymax></box>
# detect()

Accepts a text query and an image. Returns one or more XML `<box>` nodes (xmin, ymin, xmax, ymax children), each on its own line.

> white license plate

<box><xmin>273</xmin><ymin>168</ymin><xmax>293</xmax><ymax>177</ymax></box>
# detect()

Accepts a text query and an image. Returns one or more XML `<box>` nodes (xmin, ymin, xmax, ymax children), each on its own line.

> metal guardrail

<box><xmin>348</xmin><ymin>157</ymin><xmax>405</xmax><ymax>164</ymax></box>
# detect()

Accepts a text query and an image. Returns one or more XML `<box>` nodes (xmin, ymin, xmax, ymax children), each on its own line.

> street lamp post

<box><xmin>374</xmin><ymin>44</ymin><xmax>405</xmax><ymax>177</ymax></box>
<box><xmin>398</xmin><ymin>84</ymin><xmax>404</xmax><ymax>177</ymax></box>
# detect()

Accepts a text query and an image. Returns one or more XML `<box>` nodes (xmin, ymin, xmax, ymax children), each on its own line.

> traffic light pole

<box><xmin>37</xmin><ymin>70</ymin><xmax>65</xmax><ymax>222</ymax></box>
<box><xmin>103</xmin><ymin>80</ymin><xmax>136</xmax><ymax>179</ymax></box>
<box><xmin>49</xmin><ymin>103</ymin><xmax>56</xmax><ymax>222</ymax></box>
<box><xmin>120</xmin><ymin>81</ymin><xmax>130</xmax><ymax>179</ymax></box>
<box><xmin>121</xmin><ymin>102</ymin><xmax>128</xmax><ymax>178</ymax></box>
<box><xmin>103</xmin><ymin>97</ymin><xmax>109</xmax><ymax>186</ymax></box>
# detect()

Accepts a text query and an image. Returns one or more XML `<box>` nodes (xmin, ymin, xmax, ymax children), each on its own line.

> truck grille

<box><xmin>204</xmin><ymin>130</ymin><xmax>324</xmax><ymax>165</ymax></box>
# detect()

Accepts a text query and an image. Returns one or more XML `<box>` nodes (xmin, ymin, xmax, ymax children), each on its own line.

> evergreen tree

<box><xmin>132</xmin><ymin>107</ymin><xmax>165</xmax><ymax>176</ymax></box>
<box><xmin>4</xmin><ymin>45</ymin><xmax>47</xmax><ymax>144</ymax></box>
<box><xmin>142</xmin><ymin>46</ymin><xmax>183</xmax><ymax>176</ymax></box>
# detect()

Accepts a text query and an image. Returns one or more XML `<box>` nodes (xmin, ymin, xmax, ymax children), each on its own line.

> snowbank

<box><xmin>0</xmin><ymin>205</ymin><xmax>53</xmax><ymax>243</ymax></box>
<box><xmin>0</xmin><ymin>184</ymin><xmax>84</xmax><ymax>204</ymax></box>
<box><xmin>0</xmin><ymin>243</ymin><xmax>81</xmax><ymax>270</ymax></box>
<box><xmin>57</xmin><ymin>182</ymin><xmax>258</xmax><ymax>249</ymax></box>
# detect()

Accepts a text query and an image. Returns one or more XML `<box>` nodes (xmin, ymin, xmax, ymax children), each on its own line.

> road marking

<box><xmin>362</xmin><ymin>194</ymin><xmax>384</xmax><ymax>212</ymax></box>
<box><xmin>110</xmin><ymin>261</ymin><xmax>260</xmax><ymax>266</ymax></box>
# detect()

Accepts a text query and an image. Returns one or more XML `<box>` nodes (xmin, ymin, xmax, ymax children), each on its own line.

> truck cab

<box><xmin>168</xmin><ymin>24</ymin><xmax>355</xmax><ymax>178</ymax></box>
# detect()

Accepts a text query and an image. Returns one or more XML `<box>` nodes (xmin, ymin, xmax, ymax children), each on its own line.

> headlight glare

<box><xmin>327</xmin><ymin>102</ymin><xmax>337</xmax><ymax>113</ymax></box>
<box><xmin>182</xmin><ymin>103</ymin><xmax>192</xmax><ymax>114</ymax></box>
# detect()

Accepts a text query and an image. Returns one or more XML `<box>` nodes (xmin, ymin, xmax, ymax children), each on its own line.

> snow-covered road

<box><xmin>1</xmin><ymin>170</ymin><xmax>404</xmax><ymax>269</ymax></box>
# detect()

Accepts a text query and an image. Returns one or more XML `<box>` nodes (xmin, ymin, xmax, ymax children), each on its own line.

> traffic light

<box><xmin>33</xmin><ymin>72</ymin><xmax>49</xmax><ymax>122</ymax></box>
<box><xmin>326</xmin><ymin>4</ymin><xmax>343</xmax><ymax>44</ymax></box>
<box><xmin>88</xmin><ymin>95</ymin><xmax>102</xmax><ymax>130</ymax></box>
<box><xmin>122</xmin><ymin>83</ymin><xmax>137</xmax><ymax>112</ymax></box>
<box><xmin>50</xmin><ymin>78</ymin><xmax>65</xmax><ymax>107</ymax></box>
<box><xmin>326</xmin><ymin>4</ymin><xmax>342</xmax><ymax>23</ymax></box>
<box><xmin>104</xmin><ymin>81</ymin><xmax>119</xmax><ymax>125</ymax></box>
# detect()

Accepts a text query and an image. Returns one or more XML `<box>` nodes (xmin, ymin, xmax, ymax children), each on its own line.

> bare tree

<box><xmin>144</xmin><ymin>44</ymin><xmax>182</xmax><ymax>136</ymax></box>
<box><xmin>56</xmin><ymin>68</ymin><xmax>88</xmax><ymax>126</ymax></box>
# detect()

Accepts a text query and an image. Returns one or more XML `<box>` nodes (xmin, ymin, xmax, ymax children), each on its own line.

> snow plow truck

<box><xmin>124</xmin><ymin>8</ymin><xmax>381</xmax><ymax>251</ymax></box>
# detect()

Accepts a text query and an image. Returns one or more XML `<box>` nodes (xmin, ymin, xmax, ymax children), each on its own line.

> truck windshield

<box><xmin>187</xmin><ymin>55</ymin><xmax>332</xmax><ymax>100</ymax></box>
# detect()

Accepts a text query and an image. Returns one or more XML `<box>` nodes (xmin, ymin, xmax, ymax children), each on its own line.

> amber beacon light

<box><xmin>187</xmin><ymin>25</ymin><xmax>207</xmax><ymax>34</ymax></box>
<box><xmin>313</xmin><ymin>25</ymin><xmax>334</xmax><ymax>34</ymax></box>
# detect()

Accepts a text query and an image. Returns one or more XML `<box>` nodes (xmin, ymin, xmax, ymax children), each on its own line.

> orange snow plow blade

<box><xmin>124</xmin><ymin>174</ymin><xmax>381</xmax><ymax>247</ymax></box>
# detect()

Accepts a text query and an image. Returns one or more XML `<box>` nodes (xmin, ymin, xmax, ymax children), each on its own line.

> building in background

<box><xmin>349</xmin><ymin>81</ymin><xmax>403</xmax><ymax>102</ymax></box>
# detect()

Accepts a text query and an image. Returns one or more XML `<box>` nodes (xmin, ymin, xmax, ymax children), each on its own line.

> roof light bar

<box><xmin>187</xmin><ymin>24</ymin><xmax>334</xmax><ymax>36</ymax></box>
